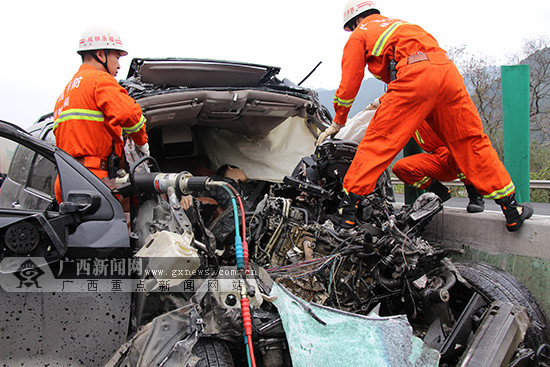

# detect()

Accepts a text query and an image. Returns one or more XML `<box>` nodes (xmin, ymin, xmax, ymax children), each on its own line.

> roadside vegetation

<box><xmin>447</xmin><ymin>37</ymin><xmax>550</xmax><ymax>202</ymax></box>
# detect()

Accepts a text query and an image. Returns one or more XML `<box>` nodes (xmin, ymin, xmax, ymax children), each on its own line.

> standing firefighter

<box><xmin>317</xmin><ymin>0</ymin><xmax>533</xmax><ymax>232</ymax></box>
<box><xmin>53</xmin><ymin>26</ymin><xmax>149</xmax><ymax>202</ymax></box>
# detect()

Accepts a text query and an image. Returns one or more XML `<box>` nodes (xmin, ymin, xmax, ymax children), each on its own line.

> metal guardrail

<box><xmin>530</xmin><ymin>180</ymin><xmax>550</xmax><ymax>190</ymax></box>
<box><xmin>391</xmin><ymin>178</ymin><xmax>550</xmax><ymax>190</ymax></box>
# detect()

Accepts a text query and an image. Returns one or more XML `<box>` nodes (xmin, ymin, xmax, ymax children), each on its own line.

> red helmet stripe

<box><xmin>357</xmin><ymin>1</ymin><xmax>375</xmax><ymax>9</ymax></box>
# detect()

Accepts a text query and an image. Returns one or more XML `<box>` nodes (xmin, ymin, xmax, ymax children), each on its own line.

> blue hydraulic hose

<box><xmin>221</xmin><ymin>185</ymin><xmax>245</xmax><ymax>270</ymax></box>
<box><xmin>244</xmin><ymin>330</ymin><xmax>252</xmax><ymax>366</ymax></box>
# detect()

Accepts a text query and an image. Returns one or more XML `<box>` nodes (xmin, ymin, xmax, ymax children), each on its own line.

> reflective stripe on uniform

<box><xmin>372</xmin><ymin>21</ymin><xmax>408</xmax><ymax>57</ymax></box>
<box><xmin>122</xmin><ymin>114</ymin><xmax>146</xmax><ymax>134</ymax></box>
<box><xmin>484</xmin><ymin>182</ymin><xmax>515</xmax><ymax>200</ymax></box>
<box><xmin>333</xmin><ymin>96</ymin><xmax>355</xmax><ymax>108</ymax></box>
<box><xmin>412</xmin><ymin>176</ymin><xmax>431</xmax><ymax>189</ymax></box>
<box><xmin>414</xmin><ymin>130</ymin><xmax>424</xmax><ymax>145</ymax></box>
<box><xmin>53</xmin><ymin>109</ymin><xmax>104</xmax><ymax>131</ymax></box>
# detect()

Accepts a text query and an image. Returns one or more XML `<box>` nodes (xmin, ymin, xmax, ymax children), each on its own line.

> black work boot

<box><xmin>426</xmin><ymin>180</ymin><xmax>451</xmax><ymax>203</ymax></box>
<box><xmin>465</xmin><ymin>185</ymin><xmax>485</xmax><ymax>213</ymax></box>
<box><xmin>331</xmin><ymin>191</ymin><xmax>361</xmax><ymax>229</ymax></box>
<box><xmin>495</xmin><ymin>193</ymin><xmax>534</xmax><ymax>232</ymax></box>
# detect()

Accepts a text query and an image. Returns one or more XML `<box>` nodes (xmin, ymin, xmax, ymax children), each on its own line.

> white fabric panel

<box><xmin>200</xmin><ymin>116</ymin><xmax>316</xmax><ymax>182</ymax></box>
<box><xmin>335</xmin><ymin>109</ymin><xmax>376</xmax><ymax>143</ymax></box>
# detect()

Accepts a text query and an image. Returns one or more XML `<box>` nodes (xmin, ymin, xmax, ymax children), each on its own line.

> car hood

<box><xmin>125</xmin><ymin>58</ymin><xmax>281</xmax><ymax>88</ymax></box>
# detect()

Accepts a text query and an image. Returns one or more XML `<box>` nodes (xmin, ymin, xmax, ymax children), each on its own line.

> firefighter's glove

<box><xmin>137</xmin><ymin>143</ymin><xmax>150</xmax><ymax>157</ymax></box>
<box><xmin>364</xmin><ymin>97</ymin><xmax>381</xmax><ymax>111</ymax></box>
<box><xmin>316</xmin><ymin>122</ymin><xmax>343</xmax><ymax>146</ymax></box>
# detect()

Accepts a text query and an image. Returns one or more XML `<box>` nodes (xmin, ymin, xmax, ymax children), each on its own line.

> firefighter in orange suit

<box><xmin>53</xmin><ymin>26</ymin><xmax>148</xmax><ymax>203</ymax></box>
<box><xmin>392</xmin><ymin>122</ymin><xmax>485</xmax><ymax>213</ymax></box>
<box><xmin>317</xmin><ymin>1</ymin><xmax>532</xmax><ymax>232</ymax></box>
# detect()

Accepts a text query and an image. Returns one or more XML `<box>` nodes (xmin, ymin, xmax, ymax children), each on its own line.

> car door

<box><xmin>0</xmin><ymin>120</ymin><xmax>133</xmax><ymax>366</ymax></box>
<box><xmin>0</xmin><ymin>120</ymin><xmax>129</xmax><ymax>265</ymax></box>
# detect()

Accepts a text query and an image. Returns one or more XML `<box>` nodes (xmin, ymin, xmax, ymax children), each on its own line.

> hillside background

<box><xmin>316</xmin><ymin>79</ymin><xmax>385</xmax><ymax>120</ymax></box>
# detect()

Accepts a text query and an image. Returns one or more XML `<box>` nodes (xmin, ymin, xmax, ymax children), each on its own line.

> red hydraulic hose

<box><xmin>241</xmin><ymin>285</ymin><xmax>257</xmax><ymax>367</ymax></box>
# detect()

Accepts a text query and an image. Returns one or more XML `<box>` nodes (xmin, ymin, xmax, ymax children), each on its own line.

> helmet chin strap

<box><xmin>92</xmin><ymin>50</ymin><xmax>110</xmax><ymax>74</ymax></box>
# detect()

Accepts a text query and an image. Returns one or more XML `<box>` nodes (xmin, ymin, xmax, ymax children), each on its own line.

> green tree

<box><xmin>513</xmin><ymin>37</ymin><xmax>550</xmax><ymax>201</ymax></box>
<box><xmin>448</xmin><ymin>45</ymin><xmax>504</xmax><ymax>158</ymax></box>
<box><xmin>509</xmin><ymin>36</ymin><xmax>550</xmax><ymax>144</ymax></box>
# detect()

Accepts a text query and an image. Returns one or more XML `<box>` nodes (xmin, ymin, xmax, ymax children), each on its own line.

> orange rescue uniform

<box><xmin>53</xmin><ymin>64</ymin><xmax>148</xmax><ymax>200</ymax></box>
<box><xmin>392</xmin><ymin>122</ymin><xmax>475</xmax><ymax>189</ymax></box>
<box><xmin>334</xmin><ymin>14</ymin><xmax>514</xmax><ymax>200</ymax></box>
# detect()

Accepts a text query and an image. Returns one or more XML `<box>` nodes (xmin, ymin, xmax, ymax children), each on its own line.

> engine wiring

<box><xmin>266</xmin><ymin>254</ymin><xmax>341</xmax><ymax>280</ymax></box>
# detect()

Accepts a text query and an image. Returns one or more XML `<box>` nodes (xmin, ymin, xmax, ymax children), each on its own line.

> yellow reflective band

<box><xmin>414</xmin><ymin>130</ymin><xmax>424</xmax><ymax>145</ymax></box>
<box><xmin>122</xmin><ymin>114</ymin><xmax>147</xmax><ymax>134</ymax></box>
<box><xmin>372</xmin><ymin>21</ymin><xmax>408</xmax><ymax>57</ymax></box>
<box><xmin>412</xmin><ymin>176</ymin><xmax>430</xmax><ymax>188</ymax></box>
<box><xmin>333</xmin><ymin>96</ymin><xmax>355</xmax><ymax>108</ymax></box>
<box><xmin>53</xmin><ymin>109</ymin><xmax>104</xmax><ymax>131</ymax></box>
<box><xmin>484</xmin><ymin>182</ymin><xmax>515</xmax><ymax>200</ymax></box>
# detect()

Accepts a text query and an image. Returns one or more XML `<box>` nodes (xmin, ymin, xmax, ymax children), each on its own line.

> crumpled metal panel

<box><xmin>271</xmin><ymin>283</ymin><xmax>440</xmax><ymax>367</ymax></box>
<box><xmin>458</xmin><ymin>301</ymin><xmax>530</xmax><ymax>367</ymax></box>
<box><xmin>104</xmin><ymin>303</ymin><xmax>203</xmax><ymax>367</ymax></box>
<box><xmin>0</xmin><ymin>288</ymin><xmax>131</xmax><ymax>366</ymax></box>
<box><xmin>105</xmin><ymin>280</ymin><xmax>245</xmax><ymax>366</ymax></box>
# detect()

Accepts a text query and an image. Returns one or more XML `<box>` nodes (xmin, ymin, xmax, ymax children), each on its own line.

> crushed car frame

<box><xmin>0</xmin><ymin>59</ymin><xmax>548</xmax><ymax>367</ymax></box>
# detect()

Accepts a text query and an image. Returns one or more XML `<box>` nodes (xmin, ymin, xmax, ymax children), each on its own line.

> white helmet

<box><xmin>343</xmin><ymin>0</ymin><xmax>379</xmax><ymax>31</ymax></box>
<box><xmin>77</xmin><ymin>26</ymin><xmax>128</xmax><ymax>56</ymax></box>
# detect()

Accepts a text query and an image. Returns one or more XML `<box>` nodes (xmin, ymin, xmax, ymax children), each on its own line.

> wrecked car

<box><xmin>0</xmin><ymin>58</ymin><xmax>548</xmax><ymax>367</ymax></box>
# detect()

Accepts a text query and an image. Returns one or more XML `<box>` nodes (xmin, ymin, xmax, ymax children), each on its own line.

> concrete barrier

<box><xmin>422</xmin><ymin>207</ymin><xmax>550</xmax><ymax>317</ymax></box>
<box><xmin>424</xmin><ymin>208</ymin><xmax>550</xmax><ymax>261</ymax></box>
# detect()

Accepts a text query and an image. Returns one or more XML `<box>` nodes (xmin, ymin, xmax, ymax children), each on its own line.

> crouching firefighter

<box><xmin>392</xmin><ymin>121</ymin><xmax>485</xmax><ymax>213</ymax></box>
<box><xmin>53</xmin><ymin>26</ymin><xmax>149</xmax><ymax>203</ymax></box>
<box><xmin>317</xmin><ymin>0</ymin><xmax>533</xmax><ymax>232</ymax></box>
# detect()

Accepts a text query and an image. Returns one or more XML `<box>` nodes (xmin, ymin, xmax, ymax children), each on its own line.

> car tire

<box><xmin>192</xmin><ymin>338</ymin><xmax>235</xmax><ymax>367</ymax></box>
<box><xmin>454</xmin><ymin>261</ymin><xmax>549</xmax><ymax>349</ymax></box>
